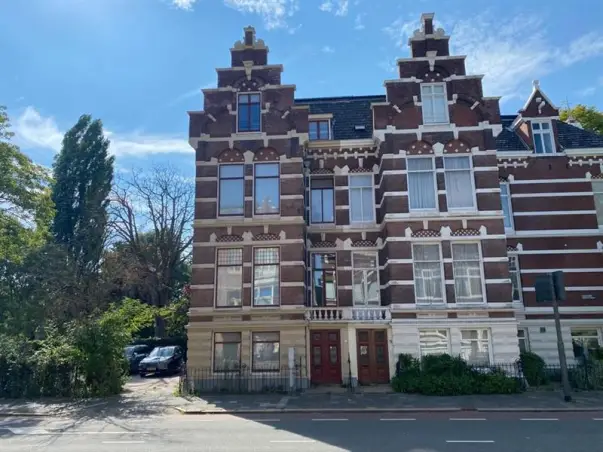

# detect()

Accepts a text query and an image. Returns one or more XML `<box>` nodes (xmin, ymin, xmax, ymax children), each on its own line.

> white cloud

<box><xmin>171</xmin><ymin>0</ymin><xmax>197</xmax><ymax>10</ymax></box>
<box><xmin>322</xmin><ymin>45</ymin><xmax>335</xmax><ymax>54</ymax></box>
<box><xmin>577</xmin><ymin>76</ymin><xmax>603</xmax><ymax>97</ymax></box>
<box><xmin>14</xmin><ymin>107</ymin><xmax>191</xmax><ymax>157</ymax></box>
<box><xmin>319</xmin><ymin>0</ymin><xmax>348</xmax><ymax>16</ymax></box>
<box><xmin>354</xmin><ymin>13</ymin><xmax>365</xmax><ymax>30</ymax></box>
<box><xmin>224</xmin><ymin>0</ymin><xmax>299</xmax><ymax>29</ymax></box>
<box><xmin>383</xmin><ymin>13</ymin><xmax>603</xmax><ymax>99</ymax></box>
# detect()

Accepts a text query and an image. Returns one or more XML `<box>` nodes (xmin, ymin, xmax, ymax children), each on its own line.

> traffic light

<box><xmin>534</xmin><ymin>271</ymin><xmax>566</xmax><ymax>303</ymax></box>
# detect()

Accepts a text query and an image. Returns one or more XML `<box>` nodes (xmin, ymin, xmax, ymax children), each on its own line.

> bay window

<box><xmin>310</xmin><ymin>178</ymin><xmax>335</xmax><ymax>223</ymax></box>
<box><xmin>531</xmin><ymin>120</ymin><xmax>555</xmax><ymax>154</ymax></box>
<box><xmin>412</xmin><ymin>244</ymin><xmax>444</xmax><ymax>304</ymax></box>
<box><xmin>349</xmin><ymin>174</ymin><xmax>374</xmax><ymax>223</ymax></box>
<box><xmin>238</xmin><ymin>93</ymin><xmax>261</xmax><ymax>132</ymax></box>
<box><xmin>219</xmin><ymin>164</ymin><xmax>245</xmax><ymax>216</ymax></box>
<box><xmin>421</xmin><ymin>83</ymin><xmax>448</xmax><ymax>124</ymax></box>
<box><xmin>215</xmin><ymin>249</ymin><xmax>243</xmax><ymax>307</ymax></box>
<box><xmin>352</xmin><ymin>252</ymin><xmax>380</xmax><ymax>305</ymax></box>
<box><xmin>407</xmin><ymin>158</ymin><xmax>437</xmax><ymax>210</ymax></box>
<box><xmin>451</xmin><ymin>243</ymin><xmax>484</xmax><ymax>304</ymax></box>
<box><xmin>254</xmin><ymin>163</ymin><xmax>279</xmax><ymax>214</ymax></box>
<box><xmin>312</xmin><ymin>253</ymin><xmax>337</xmax><ymax>306</ymax></box>
<box><xmin>253</xmin><ymin>247</ymin><xmax>280</xmax><ymax>306</ymax></box>
<box><xmin>444</xmin><ymin>156</ymin><xmax>474</xmax><ymax>209</ymax></box>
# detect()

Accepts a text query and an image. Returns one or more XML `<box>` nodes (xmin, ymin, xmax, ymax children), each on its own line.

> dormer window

<box><xmin>238</xmin><ymin>93</ymin><xmax>261</xmax><ymax>132</ymax></box>
<box><xmin>309</xmin><ymin>120</ymin><xmax>330</xmax><ymax>140</ymax></box>
<box><xmin>421</xmin><ymin>83</ymin><xmax>449</xmax><ymax>124</ymax></box>
<box><xmin>531</xmin><ymin>120</ymin><xmax>555</xmax><ymax>154</ymax></box>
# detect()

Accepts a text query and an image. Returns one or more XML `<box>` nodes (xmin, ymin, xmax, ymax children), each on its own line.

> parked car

<box><xmin>125</xmin><ymin>345</ymin><xmax>152</xmax><ymax>374</ymax></box>
<box><xmin>138</xmin><ymin>346</ymin><xmax>185</xmax><ymax>377</ymax></box>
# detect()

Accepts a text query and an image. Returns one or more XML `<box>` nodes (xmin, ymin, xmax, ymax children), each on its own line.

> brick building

<box><xmin>187</xmin><ymin>13</ymin><xmax>603</xmax><ymax>387</ymax></box>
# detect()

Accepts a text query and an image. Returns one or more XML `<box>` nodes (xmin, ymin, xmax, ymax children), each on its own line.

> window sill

<box><xmin>252</xmin><ymin>305</ymin><xmax>281</xmax><ymax>309</ymax></box>
<box><xmin>235</xmin><ymin>130</ymin><xmax>262</xmax><ymax>135</ymax></box>
<box><xmin>214</xmin><ymin>306</ymin><xmax>244</xmax><ymax>310</ymax></box>
<box><xmin>253</xmin><ymin>214</ymin><xmax>281</xmax><ymax>219</ymax></box>
<box><xmin>217</xmin><ymin>215</ymin><xmax>245</xmax><ymax>220</ymax></box>
<box><xmin>408</xmin><ymin>209</ymin><xmax>439</xmax><ymax>215</ymax></box>
<box><xmin>349</xmin><ymin>221</ymin><xmax>377</xmax><ymax>227</ymax></box>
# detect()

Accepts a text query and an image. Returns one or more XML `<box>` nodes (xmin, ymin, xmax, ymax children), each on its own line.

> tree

<box><xmin>51</xmin><ymin>115</ymin><xmax>114</xmax><ymax>276</ymax></box>
<box><xmin>560</xmin><ymin>105</ymin><xmax>603</xmax><ymax>135</ymax></box>
<box><xmin>109</xmin><ymin>166</ymin><xmax>194</xmax><ymax>336</ymax></box>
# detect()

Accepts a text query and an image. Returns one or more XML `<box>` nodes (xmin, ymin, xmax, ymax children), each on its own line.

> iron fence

<box><xmin>180</xmin><ymin>358</ymin><xmax>308</xmax><ymax>395</ymax></box>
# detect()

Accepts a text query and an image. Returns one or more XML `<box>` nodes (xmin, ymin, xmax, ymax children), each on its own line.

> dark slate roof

<box><xmin>496</xmin><ymin>115</ymin><xmax>529</xmax><ymax>151</ymax></box>
<box><xmin>294</xmin><ymin>95</ymin><xmax>386</xmax><ymax>140</ymax></box>
<box><xmin>556</xmin><ymin>121</ymin><xmax>603</xmax><ymax>149</ymax></box>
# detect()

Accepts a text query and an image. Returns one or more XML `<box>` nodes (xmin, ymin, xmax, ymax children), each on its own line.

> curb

<box><xmin>476</xmin><ymin>407</ymin><xmax>603</xmax><ymax>412</ymax></box>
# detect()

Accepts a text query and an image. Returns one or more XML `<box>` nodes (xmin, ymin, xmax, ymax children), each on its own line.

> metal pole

<box><xmin>550</xmin><ymin>272</ymin><xmax>572</xmax><ymax>402</ymax></box>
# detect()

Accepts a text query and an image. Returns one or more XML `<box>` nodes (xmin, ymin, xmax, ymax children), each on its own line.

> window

<box><xmin>509</xmin><ymin>255</ymin><xmax>522</xmax><ymax>302</ymax></box>
<box><xmin>412</xmin><ymin>244</ymin><xmax>444</xmax><ymax>304</ymax></box>
<box><xmin>309</xmin><ymin>120</ymin><xmax>330</xmax><ymax>140</ymax></box>
<box><xmin>254</xmin><ymin>163</ymin><xmax>279</xmax><ymax>215</ymax></box>
<box><xmin>571</xmin><ymin>329</ymin><xmax>601</xmax><ymax>359</ymax></box>
<box><xmin>216</xmin><ymin>249</ymin><xmax>243</xmax><ymax>307</ymax></box>
<box><xmin>460</xmin><ymin>330</ymin><xmax>491</xmax><ymax>365</ymax></box>
<box><xmin>421</xmin><ymin>83</ymin><xmax>448</xmax><ymax>124</ymax></box>
<box><xmin>349</xmin><ymin>174</ymin><xmax>374</xmax><ymax>223</ymax></box>
<box><xmin>238</xmin><ymin>93</ymin><xmax>261</xmax><ymax>132</ymax></box>
<box><xmin>444</xmin><ymin>156</ymin><xmax>474</xmax><ymax>209</ymax></box>
<box><xmin>419</xmin><ymin>329</ymin><xmax>450</xmax><ymax>356</ymax></box>
<box><xmin>310</xmin><ymin>178</ymin><xmax>334</xmax><ymax>223</ymax></box>
<box><xmin>213</xmin><ymin>332</ymin><xmax>241</xmax><ymax>371</ymax></box>
<box><xmin>352</xmin><ymin>252</ymin><xmax>379</xmax><ymax>305</ymax></box>
<box><xmin>219</xmin><ymin>165</ymin><xmax>245</xmax><ymax>216</ymax></box>
<box><xmin>531</xmin><ymin>121</ymin><xmax>555</xmax><ymax>154</ymax></box>
<box><xmin>312</xmin><ymin>253</ymin><xmax>337</xmax><ymax>306</ymax></box>
<box><xmin>451</xmin><ymin>243</ymin><xmax>484</xmax><ymax>303</ymax></box>
<box><xmin>252</xmin><ymin>332</ymin><xmax>280</xmax><ymax>371</ymax></box>
<box><xmin>253</xmin><ymin>248</ymin><xmax>280</xmax><ymax>306</ymax></box>
<box><xmin>592</xmin><ymin>180</ymin><xmax>603</xmax><ymax>227</ymax></box>
<box><xmin>407</xmin><ymin>158</ymin><xmax>437</xmax><ymax>210</ymax></box>
<box><xmin>518</xmin><ymin>329</ymin><xmax>530</xmax><ymax>353</ymax></box>
<box><xmin>500</xmin><ymin>182</ymin><xmax>514</xmax><ymax>230</ymax></box>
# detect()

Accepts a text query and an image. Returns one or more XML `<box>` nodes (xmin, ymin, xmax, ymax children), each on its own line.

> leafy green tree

<box><xmin>560</xmin><ymin>105</ymin><xmax>603</xmax><ymax>135</ymax></box>
<box><xmin>52</xmin><ymin>115</ymin><xmax>114</xmax><ymax>275</ymax></box>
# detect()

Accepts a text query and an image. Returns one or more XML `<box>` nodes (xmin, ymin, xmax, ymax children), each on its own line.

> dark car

<box><xmin>125</xmin><ymin>345</ymin><xmax>152</xmax><ymax>374</ymax></box>
<box><xmin>138</xmin><ymin>346</ymin><xmax>184</xmax><ymax>377</ymax></box>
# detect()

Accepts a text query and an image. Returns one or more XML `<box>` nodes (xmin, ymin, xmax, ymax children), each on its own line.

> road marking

<box><xmin>446</xmin><ymin>440</ymin><xmax>495</xmax><ymax>444</ymax></box>
<box><xmin>520</xmin><ymin>418</ymin><xmax>559</xmax><ymax>421</ymax></box>
<box><xmin>102</xmin><ymin>441</ymin><xmax>146</xmax><ymax>444</ymax></box>
<box><xmin>311</xmin><ymin>418</ymin><xmax>348</xmax><ymax>421</ymax></box>
<box><xmin>380</xmin><ymin>418</ymin><xmax>416</xmax><ymax>421</ymax></box>
<box><xmin>7</xmin><ymin>428</ymin><xmax>50</xmax><ymax>435</ymax></box>
<box><xmin>593</xmin><ymin>418</ymin><xmax>603</xmax><ymax>421</ymax></box>
<box><xmin>270</xmin><ymin>440</ymin><xmax>316</xmax><ymax>443</ymax></box>
<box><xmin>250</xmin><ymin>418</ymin><xmax>281</xmax><ymax>422</ymax></box>
<box><xmin>450</xmin><ymin>418</ymin><xmax>487</xmax><ymax>421</ymax></box>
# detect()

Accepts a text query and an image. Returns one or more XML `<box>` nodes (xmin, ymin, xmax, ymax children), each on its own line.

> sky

<box><xmin>2</xmin><ymin>0</ymin><xmax>603</xmax><ymax>177</ymax></box>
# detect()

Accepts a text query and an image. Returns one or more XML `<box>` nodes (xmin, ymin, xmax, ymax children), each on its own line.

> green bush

<box><xmin>391</xmin><ymin>354</ymin><xmax>522</xmax><ymax>396</ymax></box>
<box><xmin>520</xmin><ymin>351</ymin><xmax>548</xmax><ymax>386</ymax></box>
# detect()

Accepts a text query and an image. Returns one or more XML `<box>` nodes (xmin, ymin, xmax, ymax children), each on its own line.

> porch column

<box><xmin>346</xmin><ymin>324</ymin><xmax>358</xmax><ymax>387</ymax></box>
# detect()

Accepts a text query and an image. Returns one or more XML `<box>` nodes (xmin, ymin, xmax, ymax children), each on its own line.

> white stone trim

<box><xmin>194</xmin><ymin>216</ymin><xmax>305</xmax><ymax>227</ymax></box>
<box><xmin>506</xmin><ymin>229</ymin><xmax>602</xmax><ymax>238</ymax></box>
<box><xmin>524</xmin><ymin>306</ymin><xmax>603</xmax><ymax>314</ymax></box>
<box><xmin>513</xmin><ymin>210</ymin><xmax>596</xmax><ymax>216</ymax></box>
<box><xmin>520</xmin><ymin>268</ymin><xmax>603</xmax><ymax>274</ymax></box>
<box><xmin>510</xmin><ymin>248</ymin><xmax>602</xmax><ymax>255</ymax></box>
<box><xmin>523</xmin><ymin>286</ymin><xmax>603</xmax><ymax>292</ymax></box>
<box><xmin>509</xmin><ymin>178</ymin><xmax>589</xmax><ymax>185</ymax></box>
<box><xmin>511</xmin><ymin>192</ymin><xmax>593</xmax><ymax>198</ymax></box>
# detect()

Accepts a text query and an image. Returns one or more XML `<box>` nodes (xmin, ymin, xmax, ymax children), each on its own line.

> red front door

<box><xmin>357</xmin><ymin>329</ymin><xmax>390</xmax><ymax>385</ymax></box>
<box><xmin>310</xmin><ymin>330</ymin><xmax>342</xmax><ymax>385</ymax></box>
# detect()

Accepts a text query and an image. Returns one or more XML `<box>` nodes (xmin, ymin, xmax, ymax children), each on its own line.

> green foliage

<box><xmin>520</xmin><ymin>351</ymin><xmax>548</xmax><ymax>386</ymax></box>
<box><xmin>52</xmin><ymin>114</ymin><xmax>114</xmax><ymax>276</ymax></box>
<box><xmin>103</xmin><ymin>298</ymin><xmax>157</xmax><ymax>338</ymax></box>
<box><xmin>391</xmin><ymin>354</ymin><xmax>522</xmax><ymax>396</ymax></box>
<box><xmin>560</xmin><ymin>105</ymin><xmax>603</xmax><ymax>135</ymax></box>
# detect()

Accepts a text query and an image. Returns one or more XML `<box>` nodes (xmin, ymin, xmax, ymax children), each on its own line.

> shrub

<box><xmin>520</xmin><ymin>351</ymin><xmax>548</xmax><ymax>386</ymax></box>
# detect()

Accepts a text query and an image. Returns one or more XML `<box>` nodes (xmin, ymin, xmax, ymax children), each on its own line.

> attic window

<box><xmin>309</xmin><ymin>120</ymin><xmax>330</xmax><ymax>140</ymax></box>
<box><xmin>531</xmin><ymin>120</ymin><xmax>555</xmax><ymax>154</ymax></box>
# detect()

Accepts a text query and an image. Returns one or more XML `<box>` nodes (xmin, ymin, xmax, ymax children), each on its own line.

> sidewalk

<box><xmin>175</xmin><ymin>390</ymin><xmax>603</xmax><ymax>414</ymax></box>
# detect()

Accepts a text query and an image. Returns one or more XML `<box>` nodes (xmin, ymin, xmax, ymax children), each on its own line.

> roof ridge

<box><xmin>295</xmin><ymin>94</ymin><xmax>386</xmax><ymax>103</ymax></box>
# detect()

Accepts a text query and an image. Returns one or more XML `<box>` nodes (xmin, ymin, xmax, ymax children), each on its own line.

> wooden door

<box><xmin>357</xmin><ymin>329</ymin><xmax>390</xmax><ymax>384</ymax></box>
<box><xmin>310</xmin><ymin>330</ymin><xmax>342</xmax><ymax>384</ymax></box>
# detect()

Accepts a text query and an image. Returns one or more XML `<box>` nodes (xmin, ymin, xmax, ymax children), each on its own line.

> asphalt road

<box><xmin>2</xmin><ymin>412</ymin><xmax>603</xmax><ymax>452</ymax></box>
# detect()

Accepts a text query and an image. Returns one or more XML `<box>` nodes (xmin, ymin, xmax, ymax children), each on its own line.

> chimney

<box><xmin>244</xmin><ymin>26</ymin><xmax>255</xmax><ymax>47</ymax></box>
<box><xmin>421</xmin><ymin>13</ymin><xmax>435</xmax><ymax>35</ymax></box>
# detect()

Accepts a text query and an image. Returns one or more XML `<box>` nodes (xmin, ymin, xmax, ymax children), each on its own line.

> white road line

<box><xmin>311</xmin><ymin>418</ymin><xmax>348</xmax><ymax>422</ymax></box>
<box><xmin>250</xmin><ymin>418</ymin><xmax>281</xmax><ymax>422</ymax></box>
<box><xmin>520</xmin><ymin>418</ymin><xmax>559</xmax><ymax>421</ymax></box>
<box><xmin>270</xmin><ymin>440</ymin><xmax>316</xmax><ymax>443</ymax></box>
<box><xmin>380</xmin><ymin>418</ymin><xmax>416</xmax><ymax>421</ymax></box>
<box><xmin>450</xmin><ymin>418</ymin><xmax>487</xmax><ymax>421</ymax></box>
<box><xmin>102</xmin><ymin>441</ymin><xmax>146</xmax><ymax>445</ymax></box>
<box><xmin>446</xmin><ymin>440</ymin><xmax>495</xmax><ymax>444</ymax></box>
<box><xmin>593</xmin><ymin>418</ymin><xmax>603</xmax><ymax>421</ymax></box>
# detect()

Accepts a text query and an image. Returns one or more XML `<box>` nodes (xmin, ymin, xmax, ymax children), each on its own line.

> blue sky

<box><xmin>2</xmin><ymin>0</ymin><xmax>603</xmax><ymax>177</ymax></box>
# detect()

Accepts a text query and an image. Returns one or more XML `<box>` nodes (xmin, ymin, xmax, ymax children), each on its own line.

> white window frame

<box><xmin>517</xmin><ymin>328</ymin><xmax>530</xmax><ymax>353</ymax></box>
<box><xmin>451</xmin><ymin>242</ymin><xmax>486</xmax><ymax>305</ymax></box>
<box><xmin>310</xmin><ymin>177</ymin><xmax>335</xmax><ymax>225</ymax></box>
<box><xmin>508</xmin><ymin>254</ymin><xmax>522</xmax><ymax>303</ymax></box>
<box><xmin>348</xmin><ymin>173</ymin><xmax>375</xmax><ymax>224</ymax></box>
<box><xmin>411</xmin><ymin>243</ymin><xmax>445</xmax><ymax>305</ymax></box>
<box><xmin>407</xmin><ymin>156</ymin><xmax>438</xmax><ymax>212</ymax></box>
<box><xmin>460</xmin><ymin>329</ymin><xmax>493</xmax><ymax>365</ymax></box>
<box><xmin>309</xmin><ymin>119</ymin><xmax>331</xmax><ymax>140</ymax></box>
<box><xmin>420</xmin><ymin>82</ymin><xmax>449</xmax><ymax>125</ymax></box>
<box><xmin>237</xmin><ymin>92</ymin><xmax>262</xmax><ymax>133</ymax></box>
<box><xmin>571</xmin><ymin>328</ymin><xmax>603</xmax><ymax>358</ymax></box>
<box><xmin>215</xmin><ymin>248</ymin><xmax>244</xmax><ymax>308</ymax></box>
<box><xmin>531</xmin><ymin>120</ymin><xmax>555</xmax><ymax>154</ymax></box>
<box><xmin>253</xmin><ymin>162</ymin><xmax>280</xmax><ymax>217</ymax></box>
<box><xmin>443</xmin><ymin>155</ymin><xmax>476</xmax><ymax>211</ymax></box>
<box><xmin>218</xmin><ymin>163</ymin><xmax>245</xmax><ymax>217</ymax></box>
<box><xmin>419</xmin><ymin>329</ymin><xmax>451</xmax><ymax>357</ymax></box>
<box><xmin>591</xmin><ymin>180</ymin><xmax>603</xmax><ymax>227</ymax></box>
<box><xmin>252</xmin><ymin>247</ymin><xmax>280</xmax><ymax>307</ymax></box>
<box><xmin>500</xmin><ymin>182</ymin><xmax>514</xmax><ymax>231</ymax></box>
<box><xmin>351</xmin><ymin>251</ymin><xmax>380</xmax><ymax>306</ymax></box>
